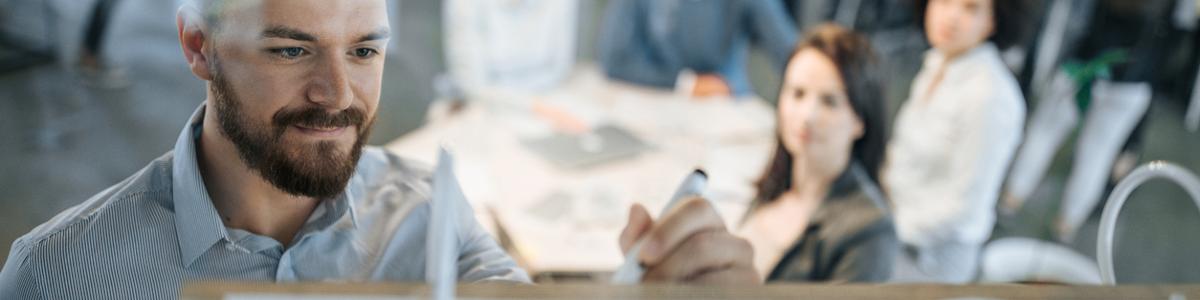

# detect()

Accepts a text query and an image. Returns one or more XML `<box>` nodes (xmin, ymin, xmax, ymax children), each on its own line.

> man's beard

<box><xmin>209</xmin><ymin>58</ymin><xmax>373</xmax><ymax>199</ymax></box>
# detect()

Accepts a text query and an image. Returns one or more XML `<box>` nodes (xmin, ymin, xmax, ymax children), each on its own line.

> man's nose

<box><xmin>306</xmin><ymin>55</ymin><xmax>353</xmax><ymax>110</ymax></box>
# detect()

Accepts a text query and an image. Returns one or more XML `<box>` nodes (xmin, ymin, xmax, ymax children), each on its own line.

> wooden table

<box><xmin>182</xmin><ymin>281</ymin><xmax>1200</xmax><ymax>300</ymax></box>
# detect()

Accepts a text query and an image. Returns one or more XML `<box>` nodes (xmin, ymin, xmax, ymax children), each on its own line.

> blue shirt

<box><xmin>0</xmin><ymin>105</ymin><xmax>530</xmax><ymax>299</ymax></box>
<box><xmin>597</xmin><ymin>0</ymin><xmax>798</xmax><ymax>96</ymax></box>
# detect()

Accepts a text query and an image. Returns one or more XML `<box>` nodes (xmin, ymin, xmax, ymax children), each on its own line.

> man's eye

<box><xmin>270</xmin><ymin>47</ymin><xmax>307</xmax><ymax>59</ymax></box>
<box><xmin>354</xmin><ymin>48</ymin><xmax>379</xmax><ymax>58</ymax></box>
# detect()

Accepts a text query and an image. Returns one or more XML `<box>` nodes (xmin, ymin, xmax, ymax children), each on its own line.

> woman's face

<box><xmin>925</xmin><ymin>0</ymin><xmax>995</xmax><ymax>57</ymax></box>
<box><xmin>777</xmin><ymin>49</ymin><xmax>864</xmax><ymax>180</ymax></box>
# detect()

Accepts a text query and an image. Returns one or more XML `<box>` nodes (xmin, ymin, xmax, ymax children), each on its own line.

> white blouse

<box><xmin>443</xmin><ymin>0</ymin><xmax>579</xmax><ymax>96</ymax></box>
<box><xmin>883</xmin><ymin>43</ymin><xmax>1026</xmax><ymax>249</ymax></box>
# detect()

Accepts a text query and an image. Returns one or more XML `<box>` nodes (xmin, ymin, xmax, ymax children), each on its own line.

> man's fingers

<box><xmin>638</xmin><ymin>197</ymin><xmax>725</xmax><ymax>265</ymax></box>
<box><xmin>641</xmin><ymin>229</ymin><xmax>753</xmax><ymax>283</ymax></box>
<box><xmin>619</xmin><ymin>203</ymin><xmax>653</xmax><ymax>253</ymax></box>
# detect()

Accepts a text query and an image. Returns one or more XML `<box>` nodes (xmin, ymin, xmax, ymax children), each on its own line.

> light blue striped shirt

<box><xmin>0</xmin><ymin>106</ymin><xmax>530</xmax><ymax>299</ymax></box>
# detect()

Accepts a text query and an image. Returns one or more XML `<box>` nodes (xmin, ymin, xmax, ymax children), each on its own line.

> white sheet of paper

<box><xmin>426</xmin><ymin>148</ymin><xmax>461</xmax><ymax>300</ymax></box>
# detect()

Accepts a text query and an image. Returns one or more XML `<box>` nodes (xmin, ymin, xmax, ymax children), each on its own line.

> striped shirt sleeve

<box><xmin>0</xmin><ymin>238</ymin><xmax>43</xmax><ymax>300</ymax></box>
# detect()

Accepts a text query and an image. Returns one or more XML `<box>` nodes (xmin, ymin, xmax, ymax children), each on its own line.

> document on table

<box><xmin>427</xmin><ymin>148</ymin><xmax>462</xmax><ymax>300</ymax></box>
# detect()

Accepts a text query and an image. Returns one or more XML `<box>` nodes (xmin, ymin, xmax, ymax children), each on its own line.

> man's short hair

<box><xmin>181</xmin><ymin>0</ymin><xmax>229</xmax><ymax>28</ymax></box>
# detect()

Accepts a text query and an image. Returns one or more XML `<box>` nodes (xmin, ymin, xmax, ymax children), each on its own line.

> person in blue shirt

<box><xmin>0</xmin><ymin>1</ymin><xmax>759</xmax><ymax>298</ymax></box>
<box><xmin>597</xmin><ymin>0</ymin><xmax>799</xmax><ymax>98</ymax></box>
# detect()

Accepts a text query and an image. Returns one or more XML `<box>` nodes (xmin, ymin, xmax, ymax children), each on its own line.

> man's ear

<box><xmin>177</xmin><ymin>10</ymin><xmax>213</xmax><ymax>81</ymax></box>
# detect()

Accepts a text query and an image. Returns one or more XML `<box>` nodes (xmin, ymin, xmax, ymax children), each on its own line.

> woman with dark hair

<box><xmin>883</xmin><ymin>0</ymin><xmax>1030</xmax><ymax>283</ymax></box>
<box><xmin>737</xmin><ymin>24</ymin><xmax>898</xmax><ymax>283</ymax></box>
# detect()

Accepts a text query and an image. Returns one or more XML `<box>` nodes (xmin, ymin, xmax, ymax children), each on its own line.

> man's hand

<box><xmin>619</xmin><ymin>198</ymin><xmax>760</xmax><ymax>285</ymax></box>
<box><xmin>691</xmin><ymin>74</ymin><xmax>732</xmax><ymax>98</ymax></box>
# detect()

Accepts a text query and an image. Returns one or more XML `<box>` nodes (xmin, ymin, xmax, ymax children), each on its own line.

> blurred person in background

<box><xmin>1003</xmin><ymin>0</ymin><xmax>1183</xmax><ymax>242</ymax></box>
<box><xmin>442</xmin><ymin>0</ymin><xmax>579</xmax><ymax>101</ymax></box>
<box><xmin>596</xmin><ymin>0</ymin><xmax>798</xmax><ymax>98</ymax></box>
<box><xmin>737</xmin><ymin>24</ymin><xmax>898</xmax><ymax>283</ymax></box>
<box><xmin>882</xmin><ymin>0</ymin><xmax>1030</xmax><ymax>283</ymax></box>
<box><xmin>779</xmin><ymin>0</ymin><xmax>929</xmax><ymax>118</ymax></box>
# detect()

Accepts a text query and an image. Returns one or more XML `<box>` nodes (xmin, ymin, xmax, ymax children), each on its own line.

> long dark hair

<box><xmin>753</xmin><ymin>24</ymin><xmax>888</xmax><ymax>205</ymax></box>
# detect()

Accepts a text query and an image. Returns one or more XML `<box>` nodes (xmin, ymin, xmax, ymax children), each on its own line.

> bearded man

<box><xmin>0</xmin><ymin>1</ymin><xmax>759</xmax><ymax>298</ymax></box>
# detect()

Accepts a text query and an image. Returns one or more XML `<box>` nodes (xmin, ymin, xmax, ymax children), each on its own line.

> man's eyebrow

<box><xmin>357</xmin><ymin>28</ymin><xmax>391</xmax><ymax>43</ymax></box>
<box><xmin>261</xmin><ymin>25</ymin><xmax>317</xmax><ymax>42</ymax></box>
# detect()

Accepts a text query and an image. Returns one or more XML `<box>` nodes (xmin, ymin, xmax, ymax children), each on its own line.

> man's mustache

<box><xmin>272</xmin><ymin>107</ymin><xmax>366</xmax><ymax>130</ymax></box>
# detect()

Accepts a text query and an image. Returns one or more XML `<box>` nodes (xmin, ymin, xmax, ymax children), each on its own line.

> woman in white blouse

<box><xmin>882</xmin><ymin>0</ymin><xmax>1029</xmax><ymax>283</ymax></box>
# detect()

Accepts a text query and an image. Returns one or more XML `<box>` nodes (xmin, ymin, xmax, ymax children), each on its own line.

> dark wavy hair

<box><xmin>913</xmin><ymin>0</ymin><xmax>1033</xmax><ymax>49</ymax></box>
<box><xmin>752</xmin><ymin>24</ymin><xmax>888</xmax><ymax>205</ymax></box>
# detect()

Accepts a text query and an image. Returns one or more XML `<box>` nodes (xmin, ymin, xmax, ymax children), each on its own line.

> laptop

<box><xmin>521</xmin><ymin>125</ymin><xmax>652</xmax><ymax>169</ymax></box>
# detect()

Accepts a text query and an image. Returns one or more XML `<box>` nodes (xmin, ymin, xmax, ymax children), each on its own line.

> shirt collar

<box><xmin>303</xmin><ymin>175</ymin><xmax>363</xmax><ymax>232</ymax></box>
<box><xmin>172</xmin><ymin>104</ymin><xmax>231</xmax><ymax>267</ymax></box>
<box><xmin>923</xmin><ymin>42</ymin><xmax>999</xmax><ymax>78</ymax></box>
<box><xmin>171</xmin><ymin>104</ymin><xmax>364</xmax><ymax>267</ymax></box>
